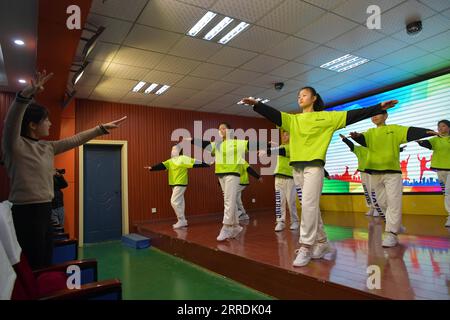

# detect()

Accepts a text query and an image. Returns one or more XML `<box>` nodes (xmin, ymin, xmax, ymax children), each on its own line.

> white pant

<box><xmin>170</xmin><ymin>186</ymin><xmax>187</xmax><ymax>221</ymax></box>
<box><xmin>437</xmin><ymin>171</ymin><xmax>450</xmax><ymax>214</ymax></box>
<box><xmin>361</xmin><ymin>172</ymin><xmax>375</xmax><ymax>209</ymax></box>
<box><xmin>293</xmin><ymin>167</ymin><xmax>326</xmax><ymax>246</ymax></box>
<box><xmin>370</xmin><ymin>174</ymin><xmax>403</xmax><ymax>233</ymax></box>
<box><xmin>236</xmin><ymin>184</ymin><xmax>247</xmax><ymax>215</ymax></box>
<box><xmin>218</xmin><ymin>175</ymin><xmax>240</xmax><ymax>225</ymax></box>
<box><xmin>274</xmin><ymin>177</ymin><xmax>299</xmax><ymax>224</ymax></box>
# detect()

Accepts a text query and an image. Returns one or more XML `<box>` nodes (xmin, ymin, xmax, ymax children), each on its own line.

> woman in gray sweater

<box><xmin>1</xmin><ymin>70</ymin><xmax>127</xmax><ymax>269</ymax></box>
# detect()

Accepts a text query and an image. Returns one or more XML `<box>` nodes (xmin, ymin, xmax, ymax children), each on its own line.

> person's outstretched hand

<box><xmin>103</xmin><ymin>116</ymin><xmax>127</xmax><ymax>130</ymax></box>
<box><xmin>22</xmin><ymin>70</ymin><xmax>54</xmax><ymax>98</ymax></box>
<box><xmin>380</xmin><ymin>100</ymin><xmax>398</xmax><ymax>110</ymax></box>
<box><xmin>239</xmin><ymin>97</ymin><xmax>259</xmax><ymax>106</ymax></box>
<box><xmin>349</xmin><ymin>131</ymin><xmax>362</xmax><ymax>139</ymax></box>
<box><xmin>144</xmin><ymin>166</ymin><xmax>152</xmax><ymax>170</ymax></box>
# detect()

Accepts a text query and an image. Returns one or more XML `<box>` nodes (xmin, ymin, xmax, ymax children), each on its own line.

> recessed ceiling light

<box><xmin>155</xmin><ymin>85</ymin><xmax>170</xmax><ymax>95</ymax></box>
<box><xmin>132</xmin><ymin>81</ymin><xmax>146</xmax><ymax>92</ymax></box>
<box><xmin>218</xmin><ymin>22</ymin><xmax>250</xmax><ymax>44</ymax></box>
<box><xmin>320</xmin><ymin>54</ymin><xmax>369</xmax><ymax>72</ymax></box>
<box><xmin>144</xmin><ymin>83</ymin><xmax>158</xmax><ymax>94</ymax></box>
<box><xmin>203</xmin><ymin>17</ymin><xmax>234</xmax><ymax>41</ymax></box>
<box><xmin>14</xmin><ymin>39</ymin><xmax>25</xmax><ymax>46</ymax></box>
<box><xmin>18</xmin><ymin>79</ymin><xmax>27</xmax><ymax>84</ymax></box>
<box><xmin>187</xmin><ymin>11</ymin><xmax>217</xmax><ymax>37</ymax></box>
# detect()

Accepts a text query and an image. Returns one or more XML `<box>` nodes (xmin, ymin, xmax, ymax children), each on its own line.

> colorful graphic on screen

<box><xmin>323</xmin><ymin>73</ymin><xmax>449</xmax><ymax>193</ymax></box>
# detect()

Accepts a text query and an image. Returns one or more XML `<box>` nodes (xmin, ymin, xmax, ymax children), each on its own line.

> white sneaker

<box><xmin>172</xmin><ymin>220</ymin><xmax>188</xmax><ymax>229</ymax></box>
<box><xmin>382</xmin><ymin>232</ymin><xmax>398</xmax><ymax>248</ymax></box>
<box><xmin>290</xmin><ymin>222</ymin><xmax>299</xmax><ymax>230</ymax></box>
<box><xmin>275</xmin><ymin>222</ymin><xmax>285</xmax><ymax>232</ymax></box>
<box><xmin>293</xmin><ymin>247</ymin><xmax>312</xmax><ymax>267</ymax></box>
<box><xmin>217</xmin><ymin>225</ymin><xmax>234</xmax><ymax>241</ymax></box>
<box><xmin>445</xmin><ymin>217</ymin><xmax>450</xmax><ymax>227</ymax></box>
<box><xmin>239</xmin><ymin>213</ymin><xmax>250</xmax><ymax>221</ymax></box>
<box><xmin>311</xmin><ymin>241</ymin><xmax>333</xmax><ymax>259</ymax></box>
<box><xmin>231</xmin><ymin>225</ymin><xmax>243</xmax><ymax>238</ymax></box>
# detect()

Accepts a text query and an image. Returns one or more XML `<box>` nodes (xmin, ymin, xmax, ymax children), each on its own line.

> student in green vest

<box><xmin>339</xmin><ymin>134</ymin><xmax>377</xmax><ymax>216</ymax></box>
<box><xmin>236</xmin><ymin>160</ymin><xmax>261</xmax><ymax>221</ymax></box>
<box><xmin>145</xmin><ymin>145</ymin><xmax>209</xmax><ymax>229</ymax></box>
<box><xmin>416</xmin><ymin>119</ymin><xmax>450</xmax><ymax>227</ymax></box>
<box><xmin>190</xmin><ymin>123</ymin><xmax>252</xmax><ymax>241</ymax></box>
<box><xmin>350</xmin><ymin>111</ymin><xmax>439</xmax><ymax>247</ymax></box>
<box><xmin>260</xmin><ymin>130</ymin><xmax>300</xmax><ymax>232</ymax></box>
<box><xmin>240</xmin><ymin>87</ymin><xmax>398</xmax><ymax>267</ymax></box>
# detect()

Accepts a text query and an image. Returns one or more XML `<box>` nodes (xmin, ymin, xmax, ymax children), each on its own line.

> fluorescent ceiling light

<box><xmin>14</xmin><ymin>39</ymin><xmax>25</xmax><ymax>46</ymax></box>
<box><xmin>155</xmin><ymin>85</ymin><xmax>170</xmax><ymax>95</ymax></box>
<box><xmin>204</xmin><ymin>17</ymin><xmax>234</xmax><ymax>41</ymax></box>
<box><xmin>218</xmin><ymin>22</ymin><xmax>250</xmax><ymax>44</ymax></box>
<box><xmin>145</xmin><ymin>83</ymin><xmax>158</xmax><ymax>94</ymax></box>
<box><xmin>320</xmin><ymin>54</ymin><xmax>369</xmax><ymax>72</ymax></box>
<box><xmin>187</xmin><ymin>11</ymin><xmax>216</xmax><ymax>37</ymax></box>
<box><xmin>132</xmin><ymin>81</ymin><xmax>146</xmax><ymax>92</ymax></box>
<box><xmin>74</xmin><ymin>70</ymin><xmax>84</xmax><ymax>84</ymax></box>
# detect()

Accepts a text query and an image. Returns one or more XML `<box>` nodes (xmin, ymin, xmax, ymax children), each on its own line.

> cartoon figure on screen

<box><xmin>417</xmin><ymin>154</ymin><xmax>432</xmax><ymax>182</ymax></box>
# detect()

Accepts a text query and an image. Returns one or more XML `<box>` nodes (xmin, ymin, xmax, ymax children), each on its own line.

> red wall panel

<box><xmin>75</xmin><ymin>99</ymin><xmax>276</xmax><ymax>228</ymax></box>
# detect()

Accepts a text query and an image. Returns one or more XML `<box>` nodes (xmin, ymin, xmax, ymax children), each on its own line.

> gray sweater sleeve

<box><xmin>1</xmin><ymin>93</ymin><xmax>32</xmax><ymax>155</ymax></box>
<box><xmin>51</xmin><ymin>126</ymin><xmax>106</xmax><ymax>155</ymax></box>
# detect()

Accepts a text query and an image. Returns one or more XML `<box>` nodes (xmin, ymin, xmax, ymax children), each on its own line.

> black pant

<box><xmin>12</xmin><ymin>203</ymin><xmax>53</xmax><ymax>270</ymax></box>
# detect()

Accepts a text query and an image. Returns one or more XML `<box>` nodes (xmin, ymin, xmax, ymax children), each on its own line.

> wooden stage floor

<box><xmin>137</xmin><ymin>210</ymin><xmax>449</xmax><ymax>300</ymax></box>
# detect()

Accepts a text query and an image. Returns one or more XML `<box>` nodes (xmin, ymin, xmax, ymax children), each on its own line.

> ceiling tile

<box><xmin>257</xmin><ymin>0</ymin><xmax>325</xmax><ymax>34</ymax></box>
<box><xmin>303</xmin><ymin>0</ymin><xmax>347</xmax><ymax>10</ymax></box>
<box><xmin>84</xmin><ymin>42</ymin><xmax>120</xmax><ymax>62</ymax></box>
<box><xmin>96</xmin><ymin>77</ymin><xmax>138</xmax><ymax>90</ymax></box>
<box><xmin>104</xmin><ymin>62</ymin><xmax>150</xmax><ymax>80</ymax></box>
<box><xmin>90</xmin><ymin>0</ymin><xmax>148</xmax><ymax>21</ymax></box>
<box><xmin>189</xmin><ymin>63</ymin><xmax>234</xmax><ymax>79</ymax></box>
<box><xmin>295</xmin><ymin>46</ymin><xmax>346</xmax><ymax>67</ymax></box>
<box><xmin>87</xmin><ymin>14</ymin><xmax>133</xmax><ymax>44</ymax></box>
<box><xmin>222</xmin><ymin>69</ymin><xmax>264</xmax><ymax>84</ymax></box>
<box><xmin>249</xmin><ymin>74</ymin><xmax>289</xmax><ymax>89</ymax></box>
<box><xmin>176</xmin><ymin>0</ymin><xmax>216</xmax><ymax>8</ymax></box>
<box><xmin>176</xmin><ymin>76</ymin><xmax>214</xmax><ymax>90</ymax></box>
<box><xmin>375</xmin><ymin>45</ymin><xmax>429</xmax><ymax>66</ymax></box>
<box><xmin>84</xmin><ymin>60</ymin><xmax>110</xmax><ymax>76</ymax></box>
<box><xmin>264</xmin><ymin>36</ymin><xmax>318</xmax><ymax>60</ymax></box>
<box><xmin>326</xmin><ymin>26</ymin><xmax>385</xmax><ymax>52</ymax></box>
<box><xmin>138</xmin><ymin>0</ymin><xmax>207</xmax><ymax>34</ymax></box>
<box><xmin>414</xmin><ymin>30</ymin><xmax>450</xmax><ymax>51</ymax></box>
<box><xmin>396</xmin><ymin>55</ymin><xmax>450</xmax><ymax>75</ymax></box>
<box><xmin>378</xmin><ymin>0</ymin><xmax>438</xmax><ymax>35</ymax></box>
<box><xmin>169</xmin><ymin>36</ymin><xmax>222</xmax><ymax>60</ymax></box>
<box><xmin>418</xmin><ymin>0</ymin><xmax>450</xmax><ymax>11</ymax></box>
<box><xmin>294</xmin><ymin>67</ymin><xmax>336</xmax><ymax>83</ymax></box>
<box><xmin>390</xmin><ymin>14</ymin><xmax>450</xmax><ymax>45</ymax></box>
<box><xmin>333</xmin><ymin>0</ymin><xmax>405</xmax><ymax>24</ymax></box>
<box><xmin>269</xmin><ymin>62</ymin><xmax>314</xmax><ymax>78</ymax></box>
<box><xmin>142</xmin><ymin>70</ymin><xmax>185</xmax><ymax>85</ymax></box>
<box><xmin>155</xmin><ymin>55</ymin><xmax>201</xmax><ymax>75</ymax></box>
<box><xmin>229</xmin><ymin>26</ymin><xmax>288</xmax><ymax>53</ymax></box>
<box><xmin>351</xmin><ymin>36</ymin><xmax>409</xmax><ymax>60</ymax></box>
<box><xmin>208</xmin><ymin>46</ymin><xmax>258</xmax><ymax>67</ymax></box>
<box><xmin>124</xmin><ymin>25</ymin><xmax>183</xmax><ymax>53</ymax></box>
<box><xmin>434</xmin><ymin>45</ymin><xmax>450</xmax><ymax>60</ymax></box>
<box><xmin>230</xmin><ymin>85</ymin><xmax>267</xmax><ymax>97</ymax></box>
<box><xmin>205</xmin><ymin>81</ymin><xmax>240</xmax><ymax>93</ymax></box>
<box><xmin>297</xmin><ymin>12</ymin><xmax>358</xmax><ymax>43</ymax></box>
<box><xmin>240</xmin><ymin>55</ymin><xmax>287</xmax><ymax>73</ymax></box>
<box><xmin>167</xmin><ymin>86</ymin><xmax>200</xmax><ymax>98</ymax></box>
<box><xmin>365</xmin><ymin>67</ymin><xmax>417</xmax><ymax>84</ymax></box>
<box><xmin>75</xmin><ymin>74</ymin><xmax>101</xmax><ymax>87</ymax></box>
<box><xmin>112</xmin><ymin>46</ymin><xmax>165</xmax><ymax>68</ymax></box>
<box><xmin>211</xmin><ymin>0</ymin><xmax>284</xmax><ymax>23</ymax></box>
<box><xmin>340</xmin><ymin>61</ymin><xmax>390</xmax><ymax>78</ymax></box>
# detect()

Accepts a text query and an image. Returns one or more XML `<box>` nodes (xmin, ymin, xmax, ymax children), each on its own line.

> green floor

<box><xmin>79</xmin><ymin>241</ymin><xmax>273</xmax><ymax>300</ymax></box>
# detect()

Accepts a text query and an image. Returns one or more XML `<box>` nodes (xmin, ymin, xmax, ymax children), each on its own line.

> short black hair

<box><xmin>438</xmin><ymin>119</ymin><xmax>450</xmax><ymax>128</ymax></box>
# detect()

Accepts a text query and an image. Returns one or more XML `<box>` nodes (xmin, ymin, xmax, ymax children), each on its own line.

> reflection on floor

<box><xmin>138</xmin><ymin>210</ymin><xmax>449</xmax><ymax>300</ymax></box>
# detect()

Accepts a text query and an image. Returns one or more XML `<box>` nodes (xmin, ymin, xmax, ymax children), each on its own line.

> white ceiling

<box><xmin>73</xmin><ymin>0</ymin><xmax>450</xmax><ymax>116</ymax></box>
<box><xmin>0</xmin><ymin>0</ymin><xmax>38</xmax><ymax>91</ymax></box>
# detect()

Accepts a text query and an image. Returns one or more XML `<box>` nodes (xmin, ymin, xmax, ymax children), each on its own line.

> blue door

<box><xmin>84</xmin><ymin>145</ymin><xmax>122</xmax><ymax>243</ymax></box>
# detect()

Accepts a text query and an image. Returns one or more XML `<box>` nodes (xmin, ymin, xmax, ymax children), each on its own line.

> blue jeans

<box><xmin>51</xmin><ymin>206</ymin><xmax>65</xmax><ymax>226</ymax></box>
